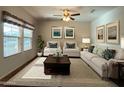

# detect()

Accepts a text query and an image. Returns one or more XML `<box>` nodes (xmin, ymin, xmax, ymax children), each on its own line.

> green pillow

<box><xmin>88</xmin><ymin>46</ymin><xmax>95</xmax><ymax>53</ymax></box>
<box><xmin>66</xmin><ymin>43</ymin><xmax>75</xmax><ymax>48</ymax></box>
<box><xmin>97</xmin><ymin>48</ymin><xmax>105</xmax><ymax>57</ymax></box>
<box><xmin>93</xmin><ymin>47</ymin><xmax>98</xmax><ymax>54</ymax></box>
<box><xmin>49</xmin><ymin>43</ymin><xmax>57</xmax><ymax>48</ymax></box>
<box><xmin>102</xmin><ymin>49</ymin><xmax>116</xmax><ymax>60</ymax></box>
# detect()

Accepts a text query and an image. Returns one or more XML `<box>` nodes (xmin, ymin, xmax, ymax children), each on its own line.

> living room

<box><xmin>0</xmin><ymin>5</ymin><xmax>124</xmax><ymax>88</ymax></box>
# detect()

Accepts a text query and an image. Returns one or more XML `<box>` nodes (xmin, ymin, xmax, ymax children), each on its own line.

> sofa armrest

<box><xmin>44</xmin><ymin>46</ymin><xmax>48</xmax><ymax>50</ymax></box>
<box><xmin>75</xmin><ymin>46</ymin><xmax>80</xmax><ymax>50</ymax></box>
<box><xmin>109</xmin><ymin>59</ymin><xmax>124</xmax><ymax>63</ymax></box>
<box><xmin>108</xmin><ymin>59</ymin><xmax>124</xmax><ymax>79</ymax></box>
<box><xmin>58</xmin><ymin>46</ymin><xmax>62</xmax><ymax>51</ymax></box>
<box><xmin>108</xmin><ymin>59</ymin><xmax>124</xmax><ymax>69</ymax></box>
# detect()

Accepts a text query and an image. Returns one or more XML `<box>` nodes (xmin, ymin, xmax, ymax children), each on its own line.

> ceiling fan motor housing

<box><xmin>63</xmin><ymin>9</ymin><xmax>70</xmax><ymax>17</ymax></box>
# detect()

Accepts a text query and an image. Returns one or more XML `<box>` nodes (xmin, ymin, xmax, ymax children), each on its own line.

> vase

<box><xmin>37</xmin><ymin>52</ymin><xmax>42</xmax><ymax>57</ymax></box>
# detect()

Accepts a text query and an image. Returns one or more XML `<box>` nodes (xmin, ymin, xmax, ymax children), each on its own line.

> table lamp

<box><xmin>121</xmin><ymin>37</ymin><xmax>124</xmax><ymax>49</ymax></box>
<box><xmin>82</xmin><ymin>38</ymin><xmax>90</xmax><ymax>49</ymax></box>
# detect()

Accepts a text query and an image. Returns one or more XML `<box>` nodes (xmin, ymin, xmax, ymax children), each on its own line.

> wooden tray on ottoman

<box><xmin>44</xmin><ymin>55</ymin><xmax>71</xmax><ymax>75</ymax></box>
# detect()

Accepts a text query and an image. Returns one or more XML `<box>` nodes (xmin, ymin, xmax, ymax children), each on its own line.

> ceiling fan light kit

<box><xmin>63</xmin><ymin>16</ymin><xmax>71</xmax><ymax>22</ymax></box>
<box><xmin>54</xmin><ymin>9</ymin><xmax>80</xmax><ymax>22</ymax></box>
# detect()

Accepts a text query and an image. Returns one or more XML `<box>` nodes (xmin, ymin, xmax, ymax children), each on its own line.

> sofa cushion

<box><xmin>97</xmin><ymin>48</ymin><xmax>105</xmax><ymax>57</ymax></box>
<box><xmin>81</xmin><ymin>51</ymin><xmax>98</xmax><ymax>60</ymax></box>
<box><xmin>93</xmin><ymin>46</ymin><xmax>98</xmax><ymax>54</ymax></box>
<box><xmin>64</xmin><ymin>48</ymin><xmax>79</xmax><ymax>53</ymax></box>
<box><xmin>66</xmin><ymin>43</ymin><xmax>75</xmax><ymax>48</ymax></box>
<box><xmin>49</xmin><ymin>43</ymin><xmax>57</xmax><ymax>48</ymax></box>
<box><xmin>114</xmin><ymin>49</ymin><xmax>124</xmax><ymax>60</ymax></box>
<box><xmin>88</xmin><ymin>46</ymin><xmax>95</xmax><ymax>53</ymax></box>
<box><xmin>91</xmin><ymin>57</ymin><xmax>108</xmax><ymax>69</ymax></box>
<box><xmin>102</xmin><ymin>49</ymin><xmax>116</xmax><ymax>60</ymax></box>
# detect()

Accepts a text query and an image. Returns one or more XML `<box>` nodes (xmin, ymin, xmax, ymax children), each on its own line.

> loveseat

<box><xmin>80</xmin><ymin>46</ymin><xmax>124</xmax><ymax>79</ymax></box>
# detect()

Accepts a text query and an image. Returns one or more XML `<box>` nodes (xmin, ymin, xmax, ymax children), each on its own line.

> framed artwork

<box><xmin>51</xmin><ymin>26</ymin><xmax>62</xmax><ymax>38</ymax></box>
<box><xmin>96</xmin><ymin>25</ymin><xmax>105</xmax><ymax>43</ymax></box>
<box><xmin>64</xmin><ymin>27</ymin><xmax>75</xmax><ymax>38</ymax></box>
<box><xmin>106</xmin><ymin>21</ymin><xmax>120</xmax><ymax>44</ymax></box>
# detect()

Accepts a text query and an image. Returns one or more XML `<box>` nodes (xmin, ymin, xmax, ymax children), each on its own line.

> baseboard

<box><xmin>0</xmin><ymin>55</ymin><xmax>37</xmax><ymax>82</ymax></box>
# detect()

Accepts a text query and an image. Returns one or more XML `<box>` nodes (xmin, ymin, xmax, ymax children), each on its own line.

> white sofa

<box><xmin>43</xmin><ymin>41</ymin><xmax>62</xmax><ymax>56</ymax></box>
<box><xmin>63</xmin><ymin>41</ymin><xmax>80</xmax><ymax>57</ymax></box>
<box><xmin>80</xmin><ymin>48</ymin><xmax>124</xmax><ymax>79</ymax></box>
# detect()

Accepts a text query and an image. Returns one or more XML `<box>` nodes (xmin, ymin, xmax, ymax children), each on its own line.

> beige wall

<box><xmin>0</xmin><ymin>6</ymin><xmax>37</xmax><ymax>79</ymax></box>
<box><xmin>38</xmin><ymin>20</ymin><xmax>91</xmax><ymax>48</ymax></box>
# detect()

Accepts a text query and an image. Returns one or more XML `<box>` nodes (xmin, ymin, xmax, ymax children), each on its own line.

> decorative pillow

<box><xmin>114</xmin><ymin>49</ymin><xmax>124</xmax><ymax>60</ymax></box>
<box><xmin>88</xmin><ymin>46</ymin><xmax>95</xmax><ymax>53</ymax></box>
<box><xmin>66</xmin><ymin>43</ymin><xmax>75</xmax><ymax>48</ymax></box>
<box><xmin>97</xmin><ymin>48</ymin><xmax>105</xmax><ymax>57</ymax></box>
<box><xmin>102</xmin><ymin>49</ymin><xmax>116</xmax><ymax>60</ymax></box>
<box><xmin>49</xmin><ymin>43</ymin><xmax>57</xmax><ymax>48</ymax></box>
<box><xmin>93</xmin><ymin>47</ymin><xmax>98</xmax><ymax>54</ymax></box>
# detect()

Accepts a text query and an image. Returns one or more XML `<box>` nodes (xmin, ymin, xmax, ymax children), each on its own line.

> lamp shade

<box><xmin>82</xmin><ymin>38</ymin><xmax>90</xmax><ymax>43</ymax></box>
<box><xmin>63</xmin><ymin>16</ymin><xmax>70</xmax><ymax>22</ymax></box>
<box><xmin>121</xmin><ymin>38</ymin><xmax>124</xmax><ymax>48</ymax></box>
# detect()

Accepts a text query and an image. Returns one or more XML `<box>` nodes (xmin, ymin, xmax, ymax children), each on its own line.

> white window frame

<box><xmin>3</xmin><ymin>23</ymin><xmax>21</xmax><ymax>57</ymax></box>
<box><xmin>3</xmin><ymin>23</ymin><xmax>33</xmax><ymax>57</ymax></box>
<box><xmin>23</xmin><ymin>28</ymin><xmax>33</xmax><ymax>51</ymax></box>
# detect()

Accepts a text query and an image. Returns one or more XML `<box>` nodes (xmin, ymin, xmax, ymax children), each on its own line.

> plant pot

<box><xmin>37</xmin><ymin>52</ymin><xmax>42</xmax><ymax>57</ymax></box>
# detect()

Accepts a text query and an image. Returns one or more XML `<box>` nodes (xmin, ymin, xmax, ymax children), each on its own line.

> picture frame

<box><xmin>106</xmin><ymin>21</ymin><xmax>120</xmax><ymax>44</ymax></box>
<box><xmin>96</xmin><ymin>25</ymin><xmax>105</xmax><ymax>43</ymax></box>
<box><xmin>64</xmin><ymin>27</ymin><xmax>75</xmax><ymax>39</ymax></box>
<box><xmin>51</xmin><ymin>26</ymin><xmax>62</xmax><ymax>38</ymax></box>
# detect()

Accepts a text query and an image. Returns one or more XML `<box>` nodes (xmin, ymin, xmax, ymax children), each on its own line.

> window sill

<box><xmin>23</xmin><ymin>48</ymin><xmax>32</xmax><ymax>52</ymax></box>
<box><xmin>4</xmin><ymin>51</ymin><xmax>22</xmax><ymax>58</ymax></box>
<box><xmin>4</xmin><ymin>49</ymin><xmax>33</xmax><ymax>58</ymax></box>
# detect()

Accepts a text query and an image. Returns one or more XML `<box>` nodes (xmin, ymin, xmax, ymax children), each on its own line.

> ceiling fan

<box><xmin>53</xmin><ymin>9</ymin><xmax>80</xmax><ymax>22</ymax></box>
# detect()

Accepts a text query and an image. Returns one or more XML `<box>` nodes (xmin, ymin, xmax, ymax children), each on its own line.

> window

<box><xmin>2</xmin><ymin>11</ymin><xmax>35</xmax><ymax>57</ymax></box>
<box><xmin>4</xmin><ymin>23</ymin><xmax>21</xmax><ymax>57</ymax></box>
<box><xmin>3</xmin><ymin>23</ymin><xmax>33</xmax><ymax>57</ymax></box>
<box><xmin>23</xmin><ymin>28</ymin><xmax>33</xmax><ymax>51</ymax></box>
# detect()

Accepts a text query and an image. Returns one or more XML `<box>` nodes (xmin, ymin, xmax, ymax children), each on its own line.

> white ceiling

<box><xmin>22</xmin><ymin>6</ymin><xmax>117</xmax><ymax>22</ymax></box>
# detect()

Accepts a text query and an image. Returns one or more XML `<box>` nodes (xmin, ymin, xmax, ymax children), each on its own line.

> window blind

<box><xmin>2</xmin><ymin>11</ymin><xmax>35</xmax><ymax>30</ymax></box>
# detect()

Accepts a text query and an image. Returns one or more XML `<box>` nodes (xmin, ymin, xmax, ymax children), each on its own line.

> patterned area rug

<box><xmin>4</xmin><ymin>57</ymin><xmax>117</xmax><ymax>87</ymax></box>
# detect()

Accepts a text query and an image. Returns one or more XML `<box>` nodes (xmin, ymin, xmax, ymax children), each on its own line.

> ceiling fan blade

<box><xmin>53</xmin><ymin>15</ymin><xmax>62</xmax><ymax>16</ymax></box>
<box><xmin>71</xmin><ymin>13</ymin><xmax>80</xmax><ymax>16</ymax></box>
<box><xmin>70</xmin><ymin>17</ymin><xmax>75</xmax><ymax>20</ymax></box>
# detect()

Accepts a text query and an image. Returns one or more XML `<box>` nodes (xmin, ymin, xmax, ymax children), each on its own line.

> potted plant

<box><xmin>37</xmin><ymin>35</ymin><xmax>44</xmax><ymax>57</ymax></box>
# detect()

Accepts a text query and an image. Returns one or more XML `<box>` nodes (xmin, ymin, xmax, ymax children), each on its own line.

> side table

<box><xmin>118</xmin><ymin>62</ymin><xmax>124</xmax><ymax>80</ymax></box>
<box><xmin>81</xmin><ymin>48</ymin><xmax>88</xmax><ymax>51</ymax></box>
<box><xmin>111</xmin><ymin>62</ymin><xmax>124</xmax><ymax>86</ymax></box>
